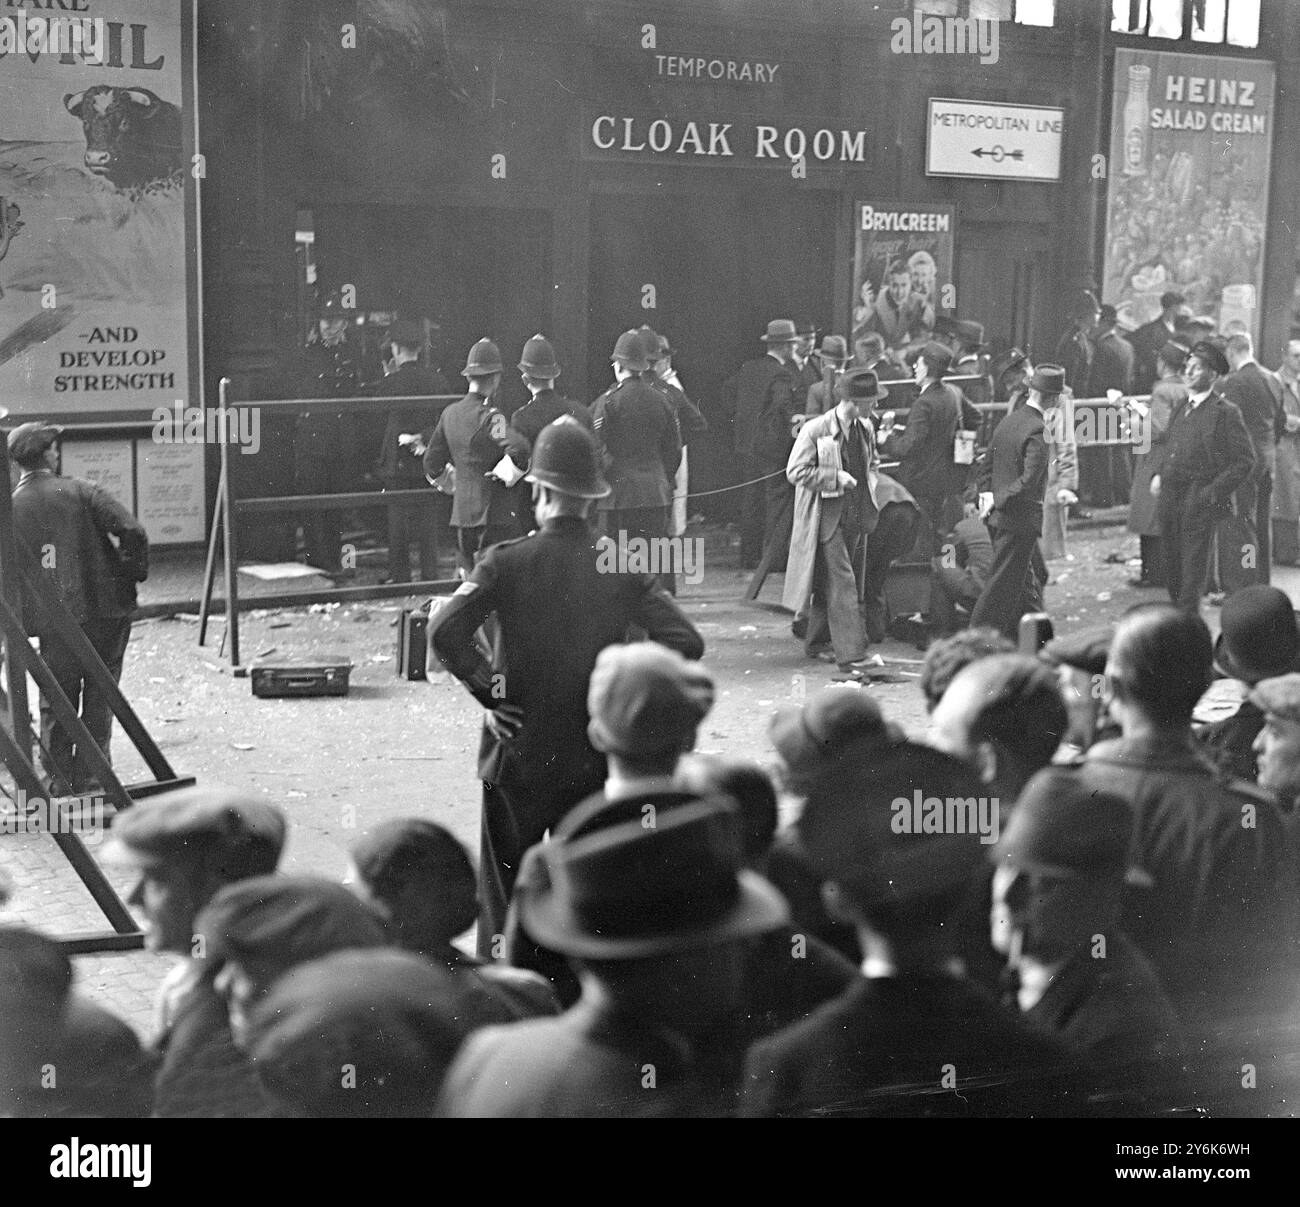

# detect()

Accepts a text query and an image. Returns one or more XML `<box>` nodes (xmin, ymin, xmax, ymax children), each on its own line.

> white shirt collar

<box><xmin>604</xmin><ymin>774</ymin><xmax>681</xmax><ymax>802</ymax></box>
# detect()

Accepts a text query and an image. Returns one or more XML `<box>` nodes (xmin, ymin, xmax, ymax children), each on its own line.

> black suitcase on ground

<box><xmin>251</xmin><ymin>656</ymin><xmax>352</xmax><ymax>698</ymax></box>
<box><xmin>397</xmin><ymin>607</ymin><xmax>429</xmax><ymax>680</ymax></box>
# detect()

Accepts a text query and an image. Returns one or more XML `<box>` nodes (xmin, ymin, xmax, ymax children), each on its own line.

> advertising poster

<box><xmin>0</xmin><ymin>0</ymin><xmax>196</xmax><ymax>419</ymax></box>
<box><xmin>1103</xmin><ymin>48</ymin><xmax>1275</xmax><ymax>338</ymax></box>
<box><xmin>136</xmin><ymin>439</ymin><xmax>203</xmax><ymax>544</ymax></box>
<box><xmin>851</xmin><ymin>202</ymin><xmax>955</xmax><ymax>348</ymax></box>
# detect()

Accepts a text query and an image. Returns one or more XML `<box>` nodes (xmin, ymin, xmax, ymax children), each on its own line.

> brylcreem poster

<box><xmin>1103</xmin><ymin>48</ymin><xmax>1275</xmax><ymax>338</ymax></box>
<box><xmin>0</xmin><ymin>0</ymin><xmax>197</xmax><ymax>420</ymax></box>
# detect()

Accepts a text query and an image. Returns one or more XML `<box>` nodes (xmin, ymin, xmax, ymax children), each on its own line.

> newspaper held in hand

<box><xmin>488</xmin><ymin>454</ymin><xmax>525</xmax><ymax>487</ymax></box>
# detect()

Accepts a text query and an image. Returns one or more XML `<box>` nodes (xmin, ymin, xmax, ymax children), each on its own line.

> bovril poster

<box><xmin>1103</xmin><ymin>47</ymin><xmax>1275</xmax><ymax>338</ymax></box>
<box><xmin>0</xmin><ymin>0</ymin><xmax>195</xmax><ymax>419</ymax></box>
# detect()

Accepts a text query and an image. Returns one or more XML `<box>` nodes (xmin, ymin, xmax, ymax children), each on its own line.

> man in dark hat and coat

<box><xmin>1131</xmin><ymin>290</ymin><xmax>1186</xmax><ymax>395</ymax></box>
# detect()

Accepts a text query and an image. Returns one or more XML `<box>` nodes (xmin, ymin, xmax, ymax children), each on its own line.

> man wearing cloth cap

<box><xmin>1195</xmin><ymin>585</ymin><xmax>1300</xmax><ymax>781</ymax></box>
<box><xmin>1150</xmin><ymin>340</ymin><xmax>1255</xmax><ymax>612</ymax></box>
<box><xmin>1131</xmin><ymin>290</ymin><xmax>1186</xmax><ymax>395</ymax></box>
<box><xmin>102</xmin><ymin>786</ymin><xmax>287</xmax><ymax>1117</ymax></box>
<box><xmin>1126</xmin><ymin>340</ymin><xmax>1189</xmax><ymax>589</ymax></box>
<box><xmin>968</xmin><ymin>366</ymin><xmax>1066</xmax><ymax>639</ymax></box>
<box><xmin>878</xmin><ymin>341</ymin><xmax>966</xmax><ymax>557</ymax></box>
<box><xmin>741</xmin><ymin>735</ymin><xmax>1079</xmax><ymax>1118</ymax></box>
<box><xmin>1041</xmin><ymin>625</ymin><xmax>1117</xmax><ymax>758</ymax></box>
<box><xmin>430</xmin><ymin>420</ymin><xmax>702</xmax><ymax>954</ymax></box>
<box><xmin>374</xmin><ymin>318</ymin><xmax>452</xmax><ymax>584</ymax></box>
<box><xmin>991</xmin><ymin>766</ymin><xmax>1181</xmax><ymax>1100</ymax></box>
<box><xmin>439</xmin><ymin>800</ymin><xmax>790</xmax><ymax>1117</ymax></box>
<box><xmin>784</xmin><ymin>367</ymin><xmax>884</xmax><ymax>673</ymax></box>
<box><xmin>9</xmin><ymin>422</ymin><xmax>148</xmax><ymax>797</ymax></box>
<box><xmin>720</xmin><ymin>319</ymin><xmax>801</xmax><ymax>568</ymax></box>
<box><xmin>590</xmin><ymin>330</ymin><xmax>682</xmax><ymax>591</ymax></box>
<box><xmin>423</xmin><ymin>337</ymin><xmax>532</xmax><ymax>575</ymax></box>
<box><xmin>1252</xmin><ymin>672</ymin><xmax>1300</xmax><ymax>815</ymax></box>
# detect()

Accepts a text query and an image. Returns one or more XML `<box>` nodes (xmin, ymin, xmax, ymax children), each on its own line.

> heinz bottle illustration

<box><xmin>1122</xmin><ymin>63</ymin><xmax>1151</xmax><ymax>176</ymax></box>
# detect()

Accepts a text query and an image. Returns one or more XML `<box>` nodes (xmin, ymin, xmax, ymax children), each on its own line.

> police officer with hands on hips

<box><xmin>423</xmin><ymin>337</ymin><xmax>532</xmax><ymax>575</ymax></box>
<box><xmin>428</xmin><ymin>418</ymin><xmax>703</xmax><ymax>954</ymax></box>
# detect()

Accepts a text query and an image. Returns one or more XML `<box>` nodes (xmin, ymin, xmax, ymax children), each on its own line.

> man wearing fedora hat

<box><xmin>374</xmin><ymin>318</ymin><xmax>453</xmax><ymax>584</ymax></box>
<box><xmin>879</xmin><ymin>340</ymin><xmax>967</xmax><ymax>557</ymax></box>
<box><xmin>1151</xmin><ymin>340</ymin><xmax>1255</xmax><ymax>612</ymax></box>
<box><xmin>785</xmin><ymin>367</ymin><xmax>885</xmax><ymax>673</ymax></box>
<box><xmin>438</xmin><ymin>799</ymin><xmax>790</xmax><ymax>1117</ymax></box>
<box><xmin>805</xmin><ymin>334</ymin><xmax>851</xmax><ymax>418</ymax></box>
<box><xmin>1194</xmin><ymin>585</ymin><xmax>1300</xmax><ymax>781</ymax></box>
<box><xmin>968</xmin><ymin>366</ymin><xmax>1066</xmax><ymax>639</ymax></box>
<box><xmin>423</xmin><ymin>337</ymin><xmax>533</xmax><ymax>576</ymax></box>
<box><xmin>430</xmin><ymin>420</ymin><xmax>702</xmax><ymax>953</ymax></box>
<box><xmin>721</xmin><ymin>319</ymin><xmax>800</xmax><ymax>567</ymax></box>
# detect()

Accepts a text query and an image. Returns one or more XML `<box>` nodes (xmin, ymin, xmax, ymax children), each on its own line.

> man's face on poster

<box><xmin>888</xmin><ymin>270</ymin><xmax>911</xmax><ymax>306</ymax></box>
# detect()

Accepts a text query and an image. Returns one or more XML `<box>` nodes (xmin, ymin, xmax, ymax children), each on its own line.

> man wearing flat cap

<box><xmin>1252</xmin><ymin>672</ymin><xmax>1300</xmax><ymax>814</ymax></box>
<box><xmin>969</xmin><ymin>366</ymin><xmax>1065</xmax><ymax>639</ymax></box>
<box><xmin>440</xmin><ymin>799</ymin><xmax>790</xmax><ymax>1117</ymax></box>
<box><xmin>430</xmin><ymin>421</ymin><xmax>703</xmax><ymax>955</ymax></box>
<box><xmin>9</xmin><ymin>421</ymin><xmax>148</xmax><ymax>797</ymax></box>
<box><xmin>784</xmin><ymin>367</ymin><xmax>885</xmax><ymax>673</ymax></box>
<box><xmin>102</xmin><ymin>786</ymin><xmax>287</xmax><ymax>1117</ymax></box>
<box><xmin>1150</xmin><ymin>340</ymin><xmax>1255</xmax><ymax>612</ymax></box>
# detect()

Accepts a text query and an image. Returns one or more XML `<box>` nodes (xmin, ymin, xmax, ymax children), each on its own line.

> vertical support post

<box><xmin>219</xmin><ymin>377</ymin><xmax>241</xmax><ymax>668</ymax></box>
<box><xmin>0</xmin><ymin>435</ymin><xmax>33</xmax><ymax>764</ymax></box>
<box><xmin>198</xmin><ymin>457</ymin><xmax>226</xmax><ymax>647</ymax></box>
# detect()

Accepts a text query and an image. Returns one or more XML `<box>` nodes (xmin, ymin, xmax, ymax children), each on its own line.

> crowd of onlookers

<box><xmin>4</xmin><ymin>582</ymin><xmax>1300</xmax><ymax>1118</ymax></box>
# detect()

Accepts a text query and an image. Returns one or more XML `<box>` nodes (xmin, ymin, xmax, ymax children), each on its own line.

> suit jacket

<box><xmin>722</xmin><ymin>354</ymin><xmax>796</xmax><ymax>461</ymax></box>
<box><xmin>1128</xmin><ymin>376</ymin><xmax>1183</xmax><ymax>535</ymax></box>
<box><xmin>740</xmin><ymin>972</ymin><xmax>1080</xmax><ymax>1118</ymax></box>
<box><xmin>1131</xmin><ymin>316</ymin><xmax>1176</xmax><ymax>394</ymax></box>
<box><xmin>590</xmin><ymin>378</ymin><xmax>682</xmax><ymax>510</ymax></box>
<box><xmin>1158</xmin><ymin>388</ymin><xmax>1255</xmax><ymax>509</ymax></box>
<box><xmin>881</xmin><ymin>379</ymin><xmax>962</xmax><ymax>499</ymax></box>
<box><xmin>509</xmin><ymin>388</ymin><xmax>593</xmax><ymax>450</ymax></box>
<box><xmin>1054</xmin><ymin>326</ymin><xmax>1093</xmax><ymax>395</ymax></box>
<box><xmin>438</xmin><ymin>995</ymin><xmax>735</xmax><ymax>1118</ymax></box>
<box><xmin>1088</xmin><ymin>330</ymin><xmax>1134</xmax><ymax>396</ymax></box>
<box><xmin>1221</xmin><ymin>361</ymin><xmax>1285</xmax><ymax>474</ymax></box>
<box><xmin>12</xmin><ymin>470</ymin><xmax>148</xmax><ymax>634</ymax></box>
<box><xmin>1076</xmin><ymin>735</ymin><xmax>1295</xmax><ymax>1023</ymax></box>
<box><xmin>429</xmin><ymin>515</ymin><xmax>703</xmax><ymax>815</ymax></box>
<box><xmin>978</xmin><ymin>403</ymin><xmax>1048</xmax><ymax>535</ymax></box>
<box><xmin>374</xmin><ymin>361</ymin><xmax>453</xmax><ymax>486</ymax></box>
<box><xmin>423</xmin><ymin>392</ymin><xmax>530</xmax><ymax>529</ymax></box>
<box><xmin>651</xmin><ymin>378</ymin><xmax>707</xmax><ymax>443</ymax></box>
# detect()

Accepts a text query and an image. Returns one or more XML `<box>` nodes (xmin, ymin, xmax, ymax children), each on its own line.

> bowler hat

<box><xmin>1190</xmin><ymin>340</ymin><xmax>1229</xmax><ymax>377</ymax></box>
<box><xmin>819</xmin><ymin>335</ymin><xmax>849</xmax><ymax>364</ymax></box>
<box><xmin>1028</xmin><ymin>364</ymin><xmax>1066</xmax><ymax>397</ymax></box>
<box><xmin>526</xmin><ymin>417</ymin><xmax>610</xmax><ymax>499</ymax></box>
<box><xmin>7</xmin><ymin>422</ymin><xmax>62</xmax><ymax>465</ymax></box>
<box><xmin>1213</xmin><ymin>585</ymin><xmax>1300</xmax><ymax>683</ymax></box>
<box><xmin>518</xmin><ymin>799</ymin><xmax>789</xmax><ymax>959</ymax></box>
<box><xmin>461</xmin><ymin>337</ymin><xmax>503</xmax><ymax>377</ymax></box>
<box><xmin>770</xmin><ymin>687</ymin><xmax>902</xmax><ymax>789</ymax></box>
<box><xmin>1159</xmin><ymin>291</ymin><xmax>1186</xmax><ymax>311</ymax></box>
<box><xmin>611</xmin><ymin>329</ymin><xmax>651</xmax><ymax>372</ymax></box>
<box><xmin>388</xmin><ymin>319</ymin><xmax>426</xmax><ymax>349</ymax></box>
<box><xmin>762</xmin><ymin>319</ymin><xmax>799</xmax><ymax>344</ymax></box>
<box><xmin>518</xmin><ymin>333</ymin><xmax>561</xmax><ymax>378</ymax></box>
<box><xmin>587</xmin><ymin>642</ymin><xmax>714</xmax><ymax>759</ymax></box>
<box><xmin>102</xmin><ymin>785</ymin><xmax>286</xmax><ymax>878</ymax></box>
<box><xmin>1157</xmin><ymin>340</ymin><xmax>1190</xmax><ymax>371</ymax></box>
<box><xmin>993</xmin><ymin>767</ymin><xmax>1132</xmax><ymax>879</ymax></box>
<box><xmin>839</xmin><ymin>367</ymin><xmax>889</xmax><ymax>403</ymax></box>
<box><xmin>919</xmin><ymin>341</ymin><xmax>954</xmax><ymax>375</ymax></box>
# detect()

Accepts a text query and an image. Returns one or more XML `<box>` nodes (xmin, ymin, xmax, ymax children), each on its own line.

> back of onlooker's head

<box><xmin>678</xmin><ymin>755</ymin><xmax>780</xmax><ymax>863</ymax></box>
<box><xmin>1224</xmin><ymin>331</ymin><xmax>1253</xmax><ymax>360</ymax></box>
<box><xmin>920</xmin><ymin>628</ymin><xmax>1015</xmax><ymax>713</ymax></box>
<box><xmin>930</xmin><ymin>654</ymin><xmax>1067</xmax><ymax>791</ymax></box>
<box><xmin>245</xmin><ymin>950</ymin><xmax>467</xmax><ymax>1118</ymax></box>
<box><xmin>197</xmin><ymin>874</ymin><xmax>389</xmax><ymax>980</ymax></box>
<box><xmin>0</xmin><ymin>928</ymin><xmax>72</xmax><ymax>1106</ymax></box>
<box><xmin>349</xmin><ymin>820</ymin><xmax>478</xmax><ymax>951</ymax></box>
<box><xmin>1107</xmin><ymin>605</ymin><xmax>1212</xmax><ymax>730</ymax></box>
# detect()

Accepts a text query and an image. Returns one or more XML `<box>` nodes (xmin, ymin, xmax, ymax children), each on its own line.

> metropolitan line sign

<box><xmin>926</xmin><ymin>98</ymin><xmax>1064</xmax><ymax>182</ymax></box>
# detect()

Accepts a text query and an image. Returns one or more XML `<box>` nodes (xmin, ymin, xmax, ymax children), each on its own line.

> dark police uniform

<box><xmin>968</xmin><ymin>402</ymin><xmax>1049</xmax><ymax>639</ymax></box>
<box><xmin>297</xmin><ymin>337</ymin><xmax>365</xmax><ymax>573</ymax></box>
<box><xmin>375</xmin><ymin>360</ymin><xmax>453</xmax><ymax>583</ymax></box>
<box><xmin>509</xmin><ymin>388</ymin><xmax>592</xmax><ymax>448</ymax></box>
<box><xmin>423</xmin><ymin>392</ymin><xmax>531</xmax><ymax>573</ymax></box>
<box><xmin>429</xmin><ymin>514</ymin><xmax>703</xmax><ymax>953</ymax></box>
<box><xmin>1157</xmin><ymin>387</ymin><xmax>1255</xmax><ymax>611</ymax></box>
